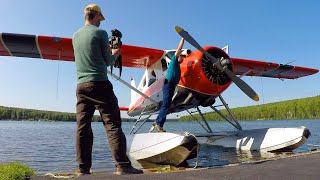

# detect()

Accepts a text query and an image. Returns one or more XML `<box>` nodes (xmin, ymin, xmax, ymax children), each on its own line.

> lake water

<box><xmin>0</xmin><ymin>119</ymin><xmax>319</xmax><ymax>175</ymax></box>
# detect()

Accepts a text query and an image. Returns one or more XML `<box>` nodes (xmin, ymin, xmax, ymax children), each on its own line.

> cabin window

<box><xmin>151</xmin><ymin>70</ymin><xmax>156</xmax><ymax>77</ymax></box>
<box><xmin>148</xmin><ymin>70</ymin><xmax>156</xmax><ymax>87</ymax></box>
<box><xmin>161</xmin><ymin>58</ymin><xmax>167</xmax><ymax>72</ymax></box>
<box><xmin>148</xmin><ymin>79</ymin><xmax>156</xmax><ymax>87</ymax></box>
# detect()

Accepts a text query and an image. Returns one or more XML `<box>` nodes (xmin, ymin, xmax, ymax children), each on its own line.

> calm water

<box><xmin>0</xmin><ymin>119</ymin><xmax>319</xmax><ymax>174</ymax></box>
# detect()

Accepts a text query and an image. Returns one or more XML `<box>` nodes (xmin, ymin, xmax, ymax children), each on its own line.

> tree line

<box><xmin>1</xmin><ymin>95</ymin><xmax>319</xmax><ymax>122</ymax></box>
<box><xmin>179</xmin><ymin>95</ymin><xmax>320</xmax><ymax>121</ymax></box>
<box><xmin>0</xmin><ymin>106</ymin><xmax>135</xmax><ymax>122</ymax></box>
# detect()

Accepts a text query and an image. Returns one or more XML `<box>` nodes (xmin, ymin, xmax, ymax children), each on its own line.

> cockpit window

<box><xmin>166</xmin><ymin>51</ymin><xmax>175</xmax><ymax>60</ymax></box>
<box><xmin>161</xmin><ymin>58</ymin><xmax>167</xmax><ymax>72</ymax></box>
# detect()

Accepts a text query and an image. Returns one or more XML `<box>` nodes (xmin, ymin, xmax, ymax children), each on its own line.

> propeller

<box><xmin>175</xmin><ymin>26</ymin><xmax>259</xmax><ymax>101</ymax></box>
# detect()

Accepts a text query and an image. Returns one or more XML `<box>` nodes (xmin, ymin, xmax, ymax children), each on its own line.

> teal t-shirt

<box><xmin>166</xmin><ymin>55</ymin><xmax>181</xmax><ymax>85</ymax></box>
<box><xmin>72</xmin><ymin>24</ymin><xmax>116</xmax><ymax>84</ymax></box>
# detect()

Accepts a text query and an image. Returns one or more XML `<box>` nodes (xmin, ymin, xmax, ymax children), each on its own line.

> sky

<box><xmin>0</xmin><ymin>0</ymin><xmax>319</xmax><ymax>119</ymax></box>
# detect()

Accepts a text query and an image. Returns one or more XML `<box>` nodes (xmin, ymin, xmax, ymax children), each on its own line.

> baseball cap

<box><xmin>84</xmin><ymin>4</ymin><xmax>105</xmax><ymax>20</ymax></box>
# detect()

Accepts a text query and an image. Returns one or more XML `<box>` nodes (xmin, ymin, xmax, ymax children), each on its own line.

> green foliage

<box><xmin>180</xmin><ymin>95</ymin><xmax>320</xmax><ymax>121</ymax></box>
<box><xmin>0</xmin><ymin>106</ymin><xmax>135</xmax><ymax>122</ymax></box>
<box><xmin>0</xmin><ymin>162</ymin><xmax>35</xmax><ymax>180</ymax></box>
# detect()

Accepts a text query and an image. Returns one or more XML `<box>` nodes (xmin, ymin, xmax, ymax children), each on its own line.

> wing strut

<box><xmin>186</xmin><ymin>109</ymin><xmax>212</xmax><ymax>133</ymax></box>
<box><xmin>187</xmin><ymin>95</ymin><xmax>242</xmax><ymax>132</ymax></box>
<box><xmin>210</xmin><ymin>95</ymin><xmax>242</xmax><ymax>130</ymax></box>
<box><xmin>107</xmin><ymin>69</ymin><xmax>158</xmax><ymax>104</ymax></box>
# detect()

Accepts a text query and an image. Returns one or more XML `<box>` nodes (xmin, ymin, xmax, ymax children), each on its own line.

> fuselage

<box><xmin>127</xmin><ymin>46</ymin><xmax>233</xmax><ymax>116</ymax></box>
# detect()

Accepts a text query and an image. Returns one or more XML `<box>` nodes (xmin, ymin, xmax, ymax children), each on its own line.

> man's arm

<box><xmin>111</xmin><ymin>48</ymin><xmax>121</xmax><ymax>58</ymax></box>
<box><xmin>101</xmin><ymin>30</ymin><xmax>117</xmax><ymax>67</ymax></box>
<box><xmin>174</xmin><ymin>38</ymin><xmax>184</xmax><ymax>57</ymax></box>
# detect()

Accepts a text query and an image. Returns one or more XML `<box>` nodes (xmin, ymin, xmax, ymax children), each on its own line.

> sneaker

<box><xmin>153</xmin><ymin>123</ymin><xmax>166</xmax><ymax>132</ymax></box>
<box><xmin>114</xmin><ymin>166</ymin><xmax>144</xmax><ymax>175</ymax></box>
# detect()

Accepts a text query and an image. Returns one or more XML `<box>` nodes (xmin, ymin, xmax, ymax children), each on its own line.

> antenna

<box><xmin>284</xmin><ymin>60</ymin><xmax>296</xmax><ymax>65</ymax></box>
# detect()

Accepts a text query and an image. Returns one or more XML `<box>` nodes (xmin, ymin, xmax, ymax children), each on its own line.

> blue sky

<box><xmin>0</xmin><ymin>0</ymin><xmax>319</xmax><ymax>118</ymax></box>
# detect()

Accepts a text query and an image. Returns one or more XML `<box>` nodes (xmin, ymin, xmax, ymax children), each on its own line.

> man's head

<box><xmin>178</xmin><ymin>49</ymin><xmax>191</xmax><ymax>64</ymax></box>
<box><xmin>84</xmin><ymin>4</ymin><xmax>105</xmax><ymax>27</ymax></box>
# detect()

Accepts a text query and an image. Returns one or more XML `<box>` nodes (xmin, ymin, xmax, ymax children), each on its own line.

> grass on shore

<box><xmin>0</xmin><ymin>162</ymin><xmax>35</xmax><ymax>180</ymax></box>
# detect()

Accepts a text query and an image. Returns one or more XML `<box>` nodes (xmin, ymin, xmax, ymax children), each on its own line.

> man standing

<box><xmin>72</xmin><ymin>4</ymin><xmax>143</xmax><ymax>175</ymax></box>
<box><xmin>152</xmin><ymin>38</ymin><xmax>189</xmax><ymax>132</ymax></box>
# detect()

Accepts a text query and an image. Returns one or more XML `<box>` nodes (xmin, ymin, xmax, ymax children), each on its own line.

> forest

<box><xmin>0</xmin><ymin>106</ymin><xmax>135</xmax><ymax>122</ymax></box>
<box><xmin>1</xmin><ymin>95</ymin><xmax>319</xmax><ymax>122</ymax></box>
<box><xmin>179</xmin><ymin>95</ymin><xmax>320</xmax><ymax>121</ymax></box>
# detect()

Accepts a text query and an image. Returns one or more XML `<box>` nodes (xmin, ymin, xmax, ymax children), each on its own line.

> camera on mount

<box><xmin>109</xmin><ymin>29</ymin><xmax>122</xmax><ymax>77</ymax></box>
<box><xmin>109</xmin><ymin>29</ymin><xmax>122</xmax><ymax>49</ymax></box>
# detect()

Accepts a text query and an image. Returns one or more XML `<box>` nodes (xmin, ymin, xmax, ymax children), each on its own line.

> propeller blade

<box><xmin>175</xmin><ymin>26</ymin><xmax>218</xmax><ymax>63</ymax></box>
<box><xmin>223</xmin><ymin>67</ymin><xmax>259</xmax><ymax>101</ymax></box>
<box><xmin>175</xmin><ymin>26</ymin><xmax>259</xmax><ymax>101</ymax></box>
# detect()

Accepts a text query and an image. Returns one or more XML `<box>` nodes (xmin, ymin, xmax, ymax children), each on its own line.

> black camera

<box><xmin>109</xmin><ymin>29</ymin><xmax>122</xmax><ymax>49</ymax></box>
<box><xmin>109</xmin><ymin>29</ymin><xmax>122</xmax><ymax>77</ymax></box>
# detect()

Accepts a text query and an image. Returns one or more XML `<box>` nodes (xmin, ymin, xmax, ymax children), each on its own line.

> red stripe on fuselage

<box><xmin>128</xmin><ymin>77</ymin><xmax>165</xmax><ymax>113</ymax></box>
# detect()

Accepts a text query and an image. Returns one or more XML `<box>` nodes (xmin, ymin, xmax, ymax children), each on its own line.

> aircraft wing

<box><xmin>231</xmin><ymin>57</ymin><xmax>319</xmax><ymax>79</ymax></box>
<box><xmin>0</xmin><ymin>33</ymin><xmax>165</xmax><ymax>68</ymax></box>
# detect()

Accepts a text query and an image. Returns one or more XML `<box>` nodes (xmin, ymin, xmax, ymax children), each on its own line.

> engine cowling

<box><xmin>179</xmin><ymin>46</ymin><xmax>233</xmax><ymax>96</ymax></box>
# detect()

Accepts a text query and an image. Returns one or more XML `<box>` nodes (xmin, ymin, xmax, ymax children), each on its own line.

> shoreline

<box><xmin>34</xmin><ymin>149</ymin><xmax>320</xmax><ymax>180</ymax></box>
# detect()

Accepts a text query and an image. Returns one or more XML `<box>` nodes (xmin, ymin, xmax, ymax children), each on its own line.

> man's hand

<box><xmin>111</xmin><ymin>48</ymin><xmax>121</xmax><ymax>56</ymax></box>
<box><xmin>175</xmin><ymin>38</ymin><xmax>185</xmax><ymax>57</ymax></box>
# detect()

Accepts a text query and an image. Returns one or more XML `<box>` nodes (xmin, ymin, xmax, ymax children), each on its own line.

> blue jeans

<box><xmin>156</xmin><ymin>80</ymin><xmax>176</xmax><ymax>127</ymax></box>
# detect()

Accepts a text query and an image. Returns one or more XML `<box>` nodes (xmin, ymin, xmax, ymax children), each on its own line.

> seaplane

<box><xmin>0</xmin><ymin>26</ymin><xmax>318</xmax><ymax>167</ymax></box>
